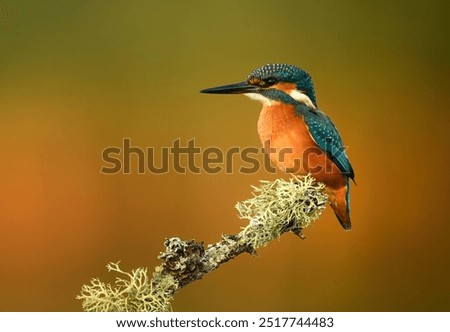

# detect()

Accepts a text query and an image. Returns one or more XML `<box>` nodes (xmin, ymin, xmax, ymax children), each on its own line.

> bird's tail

<box><xmin>328</xmin><ymin>178</ymin><xmax>352</xmax><ymax>231</ymax></box>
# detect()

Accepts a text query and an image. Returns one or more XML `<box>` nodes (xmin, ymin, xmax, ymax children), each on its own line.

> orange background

<box><xmin>0</xmin><ymin>1</ymin><xmax>449</xmax><ymax>311</ymax></box>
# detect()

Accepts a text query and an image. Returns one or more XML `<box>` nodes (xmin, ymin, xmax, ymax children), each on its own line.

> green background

<box><xmin>1</xmin><ymin>0</ymin><xmax>449</xmax><ymax>311</ymax></box>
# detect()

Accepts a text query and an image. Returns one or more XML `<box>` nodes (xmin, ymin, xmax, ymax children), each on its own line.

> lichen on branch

<box><xmin>77</xmin><ymin>175</ymin><xmax>327</xmax><ymax>312</ymax></box>
<box><xmin>77</xmin><ymin>262</ymin><xmax>177</xmax><ymax>312</ymax></box>
<box><xmin>237</xmin><ymin>175</ymin><xmax>327</xmax><ymax>248</ymax></box>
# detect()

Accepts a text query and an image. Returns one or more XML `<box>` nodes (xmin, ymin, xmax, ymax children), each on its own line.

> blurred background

<box><xmin>0</xmin><ymin>0</ymin><xmax>449</xmax><ymax>311</ymax></box>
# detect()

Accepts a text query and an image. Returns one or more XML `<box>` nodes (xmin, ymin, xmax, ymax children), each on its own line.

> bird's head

<box><xmin>201</xmin><ymin>64</ymin><xmax>317</xmax><ymax>109</ymax></box>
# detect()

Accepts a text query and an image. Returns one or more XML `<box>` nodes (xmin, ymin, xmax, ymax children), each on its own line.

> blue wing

<box><xmin>301</xmin><ymin>107</ymin><xmax>355</xmax><ymax>181</ymax></box>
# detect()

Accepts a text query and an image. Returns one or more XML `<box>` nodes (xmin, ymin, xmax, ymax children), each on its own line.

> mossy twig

<box><xmin>77</xmin><ymin>175</ymin><xmax>327</xmax><ymax>311</ymax></box>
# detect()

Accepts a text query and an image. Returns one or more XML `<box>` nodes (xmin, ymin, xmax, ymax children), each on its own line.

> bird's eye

<box><xmin>265</xmin><ymin>77</ymin><xmax>277</xmax><ymax>85</ymax></box>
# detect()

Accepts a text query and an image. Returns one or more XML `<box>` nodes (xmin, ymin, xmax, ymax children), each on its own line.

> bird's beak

<box><xmin>200</xmin><ymin>81</ymin><xmax>259</xmax><ymax>94</ymax></box>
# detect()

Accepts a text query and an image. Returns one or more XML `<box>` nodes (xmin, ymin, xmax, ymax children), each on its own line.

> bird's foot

<box><xmin>291</xmin><ymin>226</ymin><xmax>306</xmax><ymax>240</ymax></box>
<box><xmin>282</xmin><ymin>219</ymin><xmax>307</xmax><ymax>239</ymax></box>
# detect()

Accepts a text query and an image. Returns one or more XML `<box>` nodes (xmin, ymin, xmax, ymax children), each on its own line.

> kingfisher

<box><xmin>201</xmin><ymin>64</ymin><xmax>355</xmax><ymax>230</ymax></box>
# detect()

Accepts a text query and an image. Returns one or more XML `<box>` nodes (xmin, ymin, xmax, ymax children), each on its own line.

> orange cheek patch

<box><xmin>273</xmin><ymin>82</ymin><xmax>297</xmax><ymax>92</ymax></box>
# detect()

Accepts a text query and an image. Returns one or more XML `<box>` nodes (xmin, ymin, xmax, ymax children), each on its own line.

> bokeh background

<box><xmin>1</xmin><ymin>0</ymin><xmax>449</xmax><ymax>311</ymax></box>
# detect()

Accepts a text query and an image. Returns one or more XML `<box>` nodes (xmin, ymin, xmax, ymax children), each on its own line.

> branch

<box><xmin>77</xmin><ymin>175</ymin><xmax>327</xmax><ymax>312</ymax></box>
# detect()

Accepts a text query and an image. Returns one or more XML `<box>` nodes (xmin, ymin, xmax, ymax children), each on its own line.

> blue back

<box><xmin>300</xmin><ymin>105</ymin><xmax>355</xmax><ymax>181</ymax></box>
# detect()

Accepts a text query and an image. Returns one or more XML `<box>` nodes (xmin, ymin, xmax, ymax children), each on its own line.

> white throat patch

<box><xmin>288</xmin><ymin>90</ymin><xmax>316</xmax><ymax>109</ymax></box>
<box><xmin>244</xmin><ymin>93</ymin><xmax>272</xmax><ymax>106</ymax></box>
<box><xmin>245</xmin><ymin>90</ymin><xmax>315</xmax><ymax>109</ymax></box>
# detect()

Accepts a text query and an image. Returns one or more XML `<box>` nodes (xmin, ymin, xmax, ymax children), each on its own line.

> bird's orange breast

<box><xmin>257</xmin><ymin>102</ymin><xmax>345</xmax><ymax>190</ymax></box>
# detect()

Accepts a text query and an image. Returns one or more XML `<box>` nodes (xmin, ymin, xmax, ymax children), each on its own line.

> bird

<box><xmin>200</xmin><ymin>64</ymin><xmax>355</xmax><ymax>231</ymax></box>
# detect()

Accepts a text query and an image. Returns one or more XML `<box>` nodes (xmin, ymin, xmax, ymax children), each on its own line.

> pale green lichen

<box><xmin>76</xmin><ymin>262</ymin><xmax>177</xmax><ymax>312</ymax></box>
<box><xmin>236</xmin><ymin>175</ymin><xmax>327</xmax><ymax>249</ymax></box>
<box><xmin>77</xmin><ymin>175</ymin><xmax>327</xmax><ymax>311</ymax></box>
